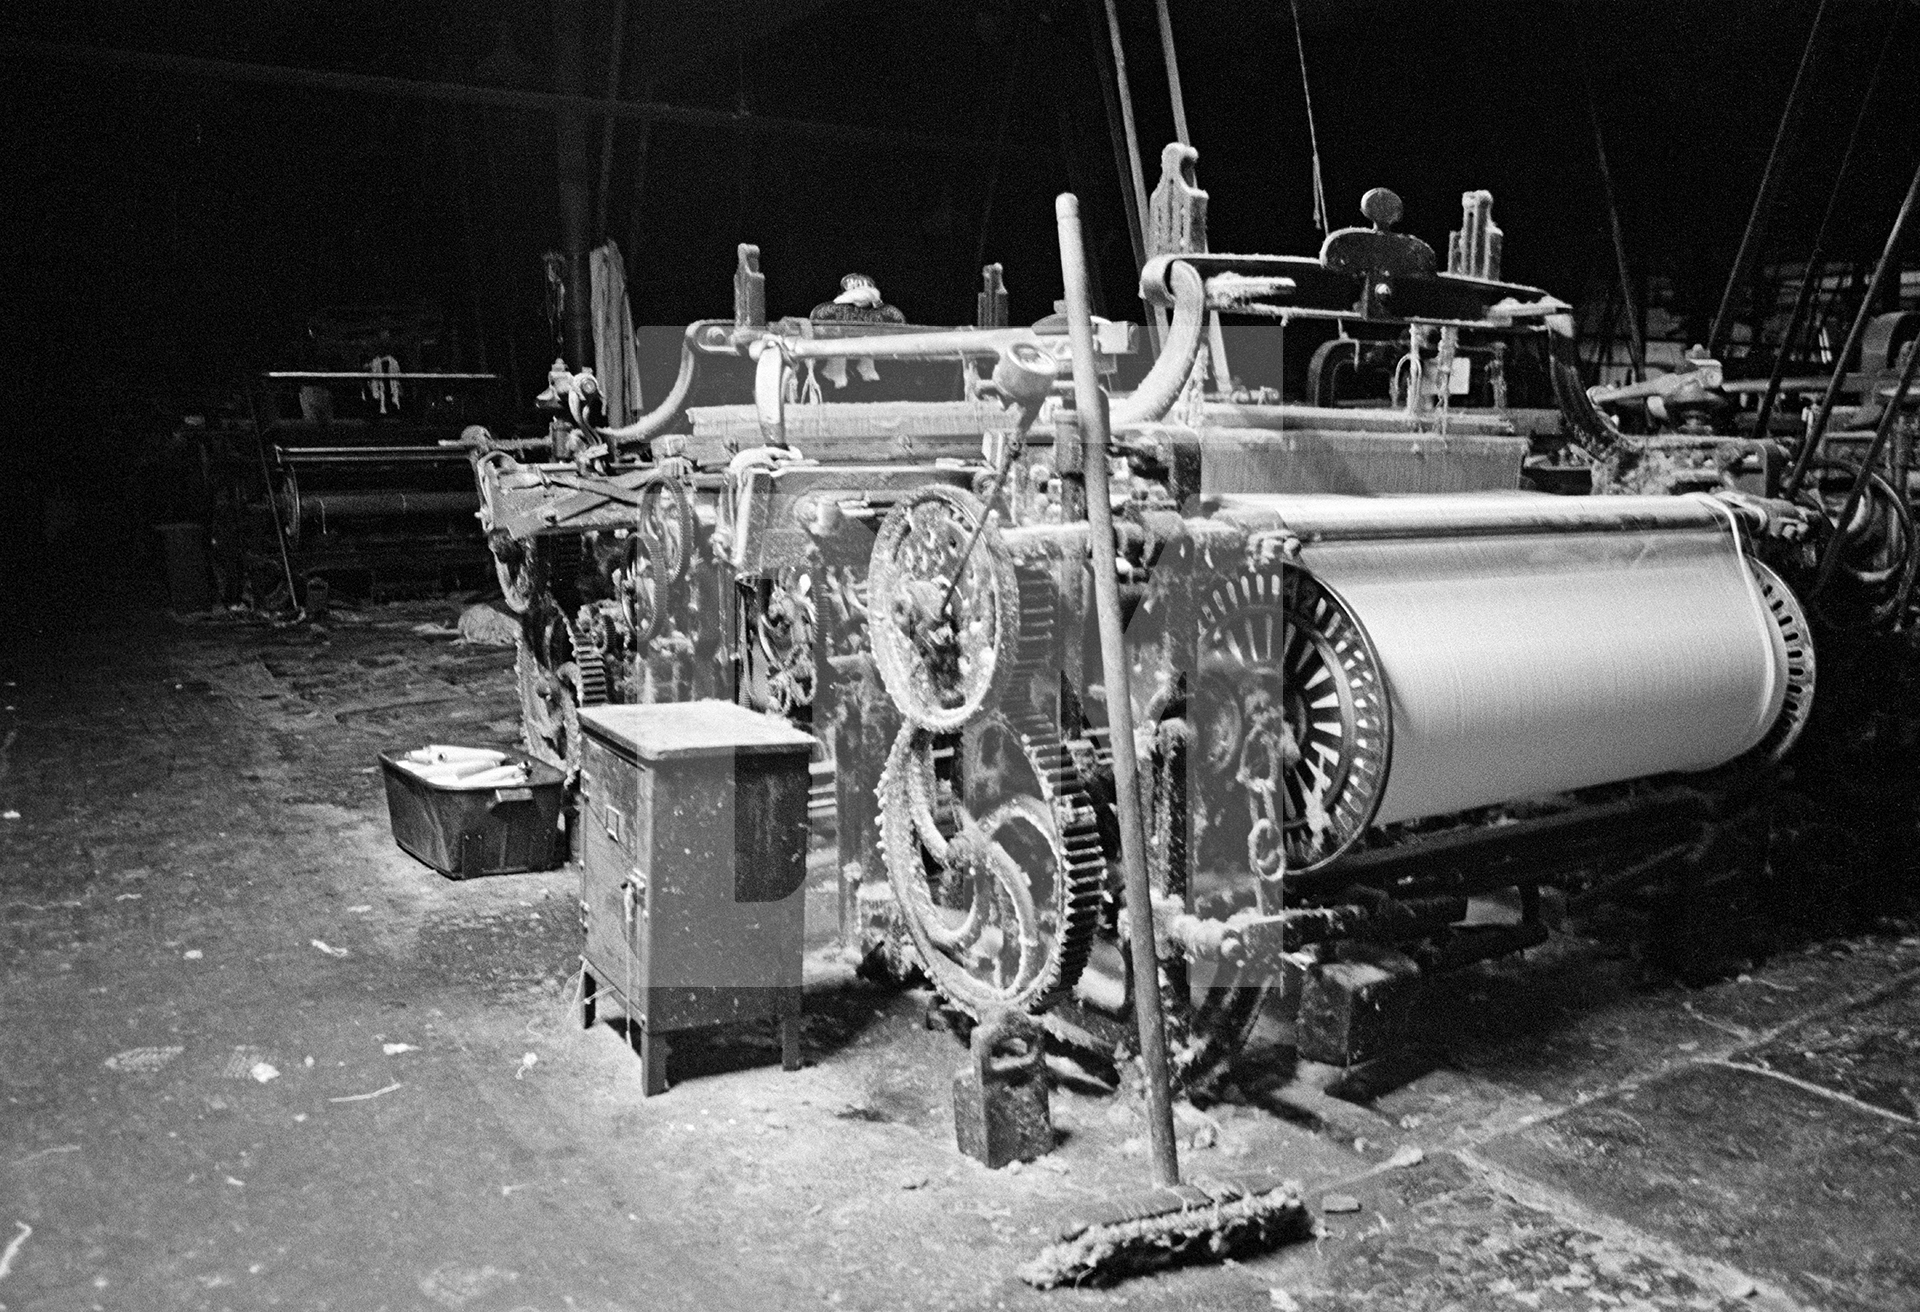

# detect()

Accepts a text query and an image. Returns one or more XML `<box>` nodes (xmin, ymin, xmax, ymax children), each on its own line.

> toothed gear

<box><xmin>572</xmin><ymin>648</ymin><xmax>610</xmax><ymax>708</ymax></box>
<box><xmin>616</xmin><ymin>532</ymin><xmax>661</xmax><ymax>646</ymax></box>
<box><xmin>1011</xmin><ymin>559</ymin><xmax>1057</xmax><ymax>690</ymax></box>
<box><xmin>558</xmin><ymin>607</ymin><xmax>608</xmax><ymax>710</ymax></box>
<box><xmin>637</xmin><ymin>476</ymin><xmax>695</xmax><ymax>585</ymax></box>
<box><xmin>867</xmin><ymin>486</ymin><xmax>1020</xmax><ymax>731</ymax></box>
<box><xmin>876</xmin><ymin>710</ymin><xmax>1104</xmax><ymax>1017</ymax></box>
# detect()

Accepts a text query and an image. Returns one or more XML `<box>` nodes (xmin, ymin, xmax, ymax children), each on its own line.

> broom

<box><xmin>1023</xmin><ymin>195</ymin><xmax>1311</xmax><ymax>1288</ymax></box>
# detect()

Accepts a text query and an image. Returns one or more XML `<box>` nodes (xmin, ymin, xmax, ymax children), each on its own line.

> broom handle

<box><xmin>1056</xmin><ymin>192</ymin><xmax>1182</xmax><ymax>1189</ymax></box>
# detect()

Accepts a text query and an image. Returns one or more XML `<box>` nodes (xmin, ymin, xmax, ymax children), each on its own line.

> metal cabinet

<box><xmin>577</xmin><ymin>701</ymin><xmax>816</xmax><ymax>1095</ymax></box>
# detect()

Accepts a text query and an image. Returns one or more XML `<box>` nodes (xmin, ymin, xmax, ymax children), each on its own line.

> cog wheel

<box><xmin>572</xmin><ymin>649</ymin><xmax>610</xmax><ymax>708</ymax></box>
<box><xmin>614</xmin><ymin>532</ymin><xmax>661</xmax><ymax>645</ymax></box>
<box><xmin>876</xmin><ymin>711</ymin><xmax>1104</xmax><ymax>1017</ymax></box>
<box><xmin>1011</xmin><ymin>559</ymin><xmax>1059</xmax><ymax>687</ymax></box>
<box><xmin>867</xmin><ymin>486</ymin><xmax>1020</xmax><ymax>732</ymax></box>
<box><xmin>636</xmin><ymin>477</ymin><xmax>695</xmax><ymax>586</ymax></box>
<box><xmin>568</xmin><ymin>612</ymin><xmax>611</xmax><ymax>708</ymax></box>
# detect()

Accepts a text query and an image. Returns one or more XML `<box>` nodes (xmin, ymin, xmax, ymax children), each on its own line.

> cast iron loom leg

<box><xmin>779</xmin><ymin>1014</ymin><xmax>803</xmax><ymax>1072</ymax></box>
<box><xmin>581</xmin><ymin>966</ymin><xmax>597</xmax><ymax>1030</ymax></box>
<box><xmin>636</xmin><ymin>1026</ymin><xmax>669</xmax><ymax>1096</ymax></box>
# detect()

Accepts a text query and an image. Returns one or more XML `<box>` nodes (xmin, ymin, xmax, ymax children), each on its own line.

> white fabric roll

<box><xmin>1300</xmin><ymin>523</ymin><xmax>1783</xmax><ymax>825</ymax></box>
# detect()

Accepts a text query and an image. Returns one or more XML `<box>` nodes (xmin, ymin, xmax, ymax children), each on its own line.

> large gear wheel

<box><xmin>867</xmin><ymin>486</ymin><xmax>1021</xmax><ymax>732</ymax></box>
<box><xmin>876</xmin><ymin>711</ymin><xmax>1104</xmax><ymax>1017</ymax></box>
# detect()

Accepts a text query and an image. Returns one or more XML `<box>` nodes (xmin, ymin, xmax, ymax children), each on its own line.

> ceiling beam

<box><xmin>14</xmin><ymin>37</ymin><xmax>992</xmax><ymax>157</ymax></box>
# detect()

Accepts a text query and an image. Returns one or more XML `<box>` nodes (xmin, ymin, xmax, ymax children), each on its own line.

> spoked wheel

<box><xmin>635</xmin><ymin>478</ymin><xmax>694</xmax><ymax>586</ymax></box>
<box><xmin>1748</xmin><ymin>560</ymin><xmax>1816</xmax><ymax>764</ymax></box>
<box><xmin>876</xmin><ymin>713</ymin><xmax>1104</xmax><ymax>1018</ymax></box>
<box><xmin>1795</xmin><ymin>459</ymin><xmax>1918</xmax><ymax>630</ymax></box>
<box><xmin>1192</xmin><ymin>565</ymin><xmax>1390</xmax><ymax>878</ymax></box>
<box><xmin>867</xmin><ymin>486</ymin><xmax>1020</xmax><ymax>732</ymax></box>
<box><xmin>615</xmin><ymin>532</ymin><xmax>661</xmax><ymax>645</ymax></box>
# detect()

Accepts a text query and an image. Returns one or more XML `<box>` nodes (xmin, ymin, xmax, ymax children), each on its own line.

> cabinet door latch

<box><xmin>621</xmin><ymin>875</ymin><xmax>647</xmax><ymax>934</ymax></box>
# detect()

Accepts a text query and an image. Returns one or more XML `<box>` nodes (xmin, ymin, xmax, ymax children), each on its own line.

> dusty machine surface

<box><xmin>475</xmin><ymin>145</ymin><xmax>1900</xmax><ymax>1104</ymax></box>
<box><xmin>841</xmin><ymin>147</ymin><xmax>1840</xmax><ymax>1099</ymax></box>
<box><xmin>470</xmin><ymin>249</ymin><xmax>1135</xmax><ymax>949</ymax></box>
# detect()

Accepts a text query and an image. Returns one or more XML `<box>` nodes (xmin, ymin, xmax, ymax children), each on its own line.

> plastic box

<box><xmin>379</xmin><ymin>749</ymin><xmax>567</xmax><ymax>878</ymax></box>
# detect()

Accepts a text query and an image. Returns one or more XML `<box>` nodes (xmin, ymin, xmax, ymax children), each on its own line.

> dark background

<box><xmin>1</xmin><ymin>0</ymin><xmax>1917</xmax><ymax>578</ymax></box>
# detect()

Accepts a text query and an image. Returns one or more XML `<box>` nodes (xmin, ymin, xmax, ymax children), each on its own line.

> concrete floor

<box><xmin>1</xmin><ymin>594</ymin><xmax>1916</xmax><ymax>1312</ymax></box>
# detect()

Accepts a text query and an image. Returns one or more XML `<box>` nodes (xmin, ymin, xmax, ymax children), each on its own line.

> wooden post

<box><xmin>594</xmin><ymin>0</ymin><xmax>631</xmax><ymax>243</ymax></box>
<box><xmin>555</xmin><ymin>0</ymin><xmax>598</xmax><ymax>369</ymax></box>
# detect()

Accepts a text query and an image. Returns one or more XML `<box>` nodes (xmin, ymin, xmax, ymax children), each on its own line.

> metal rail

<box><xmin>262</xmin><ymin>371</ymin><xmax>501</xmax><ymax>382</ymax></box>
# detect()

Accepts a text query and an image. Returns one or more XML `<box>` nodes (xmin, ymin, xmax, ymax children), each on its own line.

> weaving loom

<box><xmin>473</xmin><ymin>152</ymin><xmax>1836</xmax><ymax>1101</ymax></box>
<box><xmin>847</xmin><ymin>155</ymin><xmax>1826</xmax><ymax>1098</ymax></box>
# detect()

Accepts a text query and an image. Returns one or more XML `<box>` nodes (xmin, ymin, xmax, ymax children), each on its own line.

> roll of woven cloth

<box><xmin>1262</xmin><ymin>494</ymin><xmax>1786</xmax><ymax>826</ymax></box>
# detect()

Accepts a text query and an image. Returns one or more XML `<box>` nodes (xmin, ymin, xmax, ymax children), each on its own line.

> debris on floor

<box><xmin>3</xmin><ymin>597</ymin><xmax>1915</xmax><ymax>1310</ymax></box>
<box><xmin>455</xmin><ymin>603</ymin><xmax>518</xmax><ymax>648</ymax></box>
<box><xmin>0</xmin><ymin>1222</ymin><xmax>31</xmax><ymax>1281</ymax></box>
